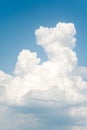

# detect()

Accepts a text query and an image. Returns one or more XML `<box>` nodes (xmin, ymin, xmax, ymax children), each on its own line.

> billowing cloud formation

<box><xmin>0</xmin><ymin>22</ymin><xmax>87</xmax><ymax>130</ymax></box>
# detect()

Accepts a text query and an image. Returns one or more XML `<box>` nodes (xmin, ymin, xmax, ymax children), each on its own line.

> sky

<box><xmin>0</xmin><ymin>0</ymin><xmax>87</xmax><ymax>73</ymax></box>
<box><xmin>0</xmin><ymin>0</ymin><xmax>87</xmax><ymax>130</ymax></box>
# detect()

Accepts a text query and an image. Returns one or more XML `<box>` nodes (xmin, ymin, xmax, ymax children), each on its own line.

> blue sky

<box><xmin>0</xmin><ymin>0</ymin><xmax>87</xmax><ymax>73</ymax></box>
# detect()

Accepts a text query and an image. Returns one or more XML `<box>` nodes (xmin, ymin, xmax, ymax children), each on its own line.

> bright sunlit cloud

<box><xmin>0</xmin><ymin>22</ymin><xmax>87</xmax><ymax>130</ymax></box>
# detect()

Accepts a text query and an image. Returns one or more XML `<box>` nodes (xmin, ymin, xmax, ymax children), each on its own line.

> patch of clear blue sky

<box><xmin>0</xmin><ymin>0</ymin><xmax>87</xmax><ymax>73</ymax></box>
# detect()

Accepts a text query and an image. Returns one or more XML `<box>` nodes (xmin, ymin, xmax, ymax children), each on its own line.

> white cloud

<box><xmin>73</xmin><ymin>66</ymin><xmax>87</xmax><ymax>80</ymax></box>
<box><xmin>0</xmin><ymin>22</ymin><xmax>87</xmax><ymax>130</ymax></box>
<box><xmin>14</xmin><ymin>50</ymin><xmax>41</xmax><ymax>76</ymax></box>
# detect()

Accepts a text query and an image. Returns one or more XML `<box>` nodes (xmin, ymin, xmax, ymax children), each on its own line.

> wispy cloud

<box><xmin>0</xmin><ymin>22</ymin><xmax>87</xmax><ymax>130</ymax></box>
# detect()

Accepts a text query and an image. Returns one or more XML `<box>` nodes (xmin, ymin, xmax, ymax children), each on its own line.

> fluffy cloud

<box><xmin>0</xmin><ymin>22</ymin><xmax>87</xmax><ymax>130</ymax></box>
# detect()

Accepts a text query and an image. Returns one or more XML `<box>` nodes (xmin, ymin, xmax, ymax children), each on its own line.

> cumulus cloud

<box><xmin>0</xmin><ymin>22</ymin><xmax>87</xmax><ymax>130</ymax></box>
